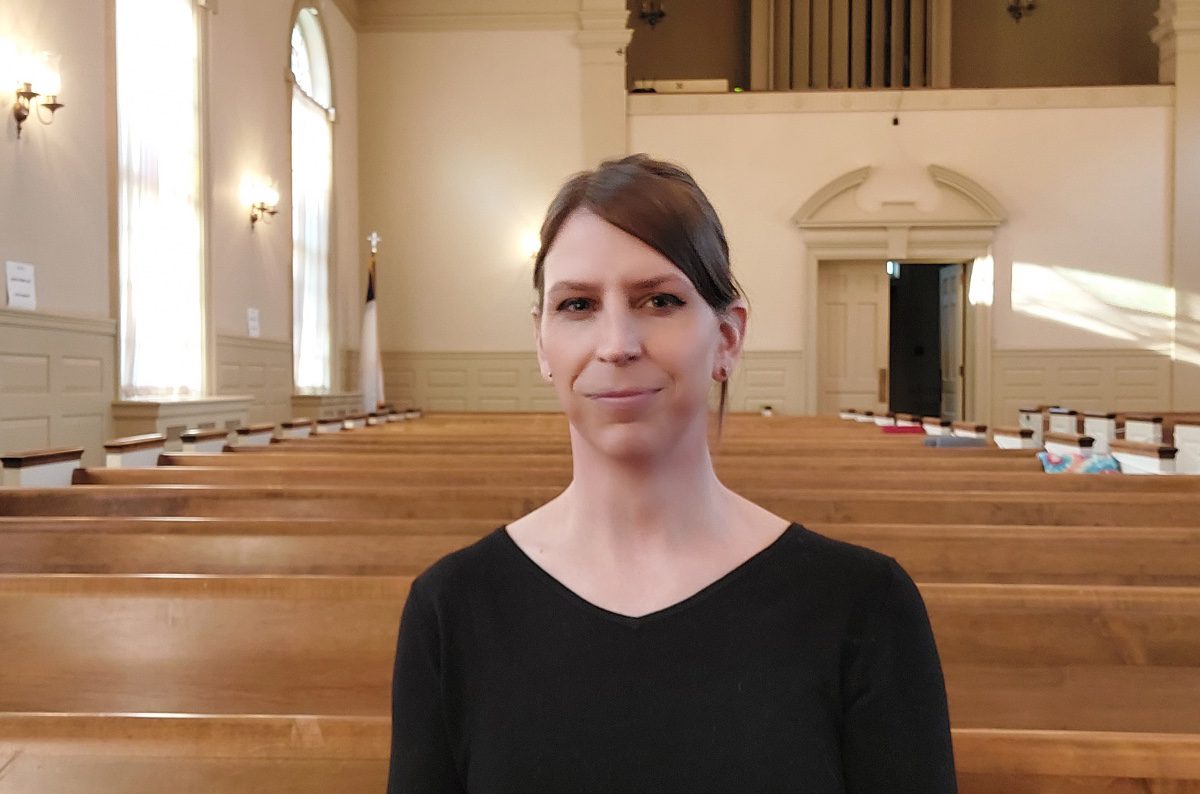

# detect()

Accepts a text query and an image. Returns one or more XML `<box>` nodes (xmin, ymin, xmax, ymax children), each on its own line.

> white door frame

<box><xmin>793</xmin><ymin>165</ymin><xmax>1005</xmax><ymax>423</ymax></box>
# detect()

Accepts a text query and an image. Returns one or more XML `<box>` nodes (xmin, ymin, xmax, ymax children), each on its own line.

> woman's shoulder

<box><xmin>784</xmin><ymin>523</ymin><xmax>919</xmax><ymax>607</ymax></box>
<box><xmin>788</xmin><ymin>523</ymin><xmax>901</xmax><ymax>575</ymax></box>
<box><xmin>408</xmin><ymin>527</ymin><xmax>514</xmax><ymax>601</ymax></box>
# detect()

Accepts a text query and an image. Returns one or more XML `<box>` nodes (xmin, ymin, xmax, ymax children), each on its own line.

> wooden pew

<box><xmin>161</xmin><ymin>451</ymin><xmax>1047</xmax><ymax>472</ymax></box>
<box><xmin>73</xmin><ymin>465</ymin><xmax>1200</xmax><ymax>493</ymax></box>
<box><xmin>3</xmin><ymin>485</ymin><xmax>1197</xmax><ymax>527</ymax></box>
<box><xmin>1</xmin><ymin>574</ymin><xmax>1197</xmax><ymax>792</ymax></box>
<box><xmin>1</xmin><ymin>518</ymin><xmax>1198</xmax><ymax>585</ymax></box>
<box><xmin>6</xmin><ymin>410</ymin><xmax>1198</xmax><ymax>791</ymax></box>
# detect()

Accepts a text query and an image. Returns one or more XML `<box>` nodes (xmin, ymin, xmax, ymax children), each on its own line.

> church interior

<box><xmin>2</xmin><ymin>0</ymin><xmax>1200</xmax><ymax>791</ymax></box>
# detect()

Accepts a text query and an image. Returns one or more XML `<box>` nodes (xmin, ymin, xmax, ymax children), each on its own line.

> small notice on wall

<box><xmin>247</xmin><ymin>307</ymin><xmax>261</xmax><ymax>338</ymax></box>
<box><xmin>5</xmin><ymin>261</ymin><xmax>36</xmax><ymax>311</ymax></box>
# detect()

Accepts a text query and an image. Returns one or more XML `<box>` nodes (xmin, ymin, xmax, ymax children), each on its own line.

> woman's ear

<box><xmin>714</xmin><ymin>299</ymin><xmax>748</xmax><ymax>379</ymax></box>
<box><xmin>532</xmin><ymin>307</ymin><xmax>552</xmax><ymax>383</ymax></box>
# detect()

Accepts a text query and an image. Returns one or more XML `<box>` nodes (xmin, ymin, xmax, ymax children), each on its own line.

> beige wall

<box><xmin>207</xmin><ymin>0</ymin><xmax>360</xmax><ymax>379</ymax></box>
<box><xmin>628</xmin><ymin>90</ymin><xmax>1173</xmax><ymax>357</ymax></box>
<box><xmin>952</xmin><ymin>0</ymin><xmax>1159</xmax><ymax>88</ymax></box>
<box><xmin>207</xmin><ymin>1</ymin><xmax>294</xmax><ymax>343</ymax></box>
<box><xmin>0</xmin><ymin>0</ymin><xmax>111</xmax><ymax>320</ymax></box>
<box><xmin>358</xmin><ymin>28</ymin><xmax>585</xmax><ymax>353</ymax></box>
<box><xmin>325</xmin><ymin>1</ymin><xmax>362</xmax><ymax>389</ymax></box>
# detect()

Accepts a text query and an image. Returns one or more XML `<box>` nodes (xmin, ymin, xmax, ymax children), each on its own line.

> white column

<box><xmin>1154</xmin><ymin>0</ymin><xmax>1200</xmax><ymax>408</ymax></box>
<box><xmin>575</xmin><ymin>0</ymin><xmax>633</xmax><ymax>166</ymax></box>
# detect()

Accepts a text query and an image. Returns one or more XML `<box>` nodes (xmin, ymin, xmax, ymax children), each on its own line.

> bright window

<box><xmin>115</xmin><ymin>0</ymin><xmax>203</xmax><ymax>398</ymax></box>
<box><xmin>291</xmin><ymin>8</ymin><xmax>333</xmax><ymax>391</ymax></box>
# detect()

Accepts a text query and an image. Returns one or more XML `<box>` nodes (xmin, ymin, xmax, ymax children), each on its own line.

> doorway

<box><xmin>817</xmin><ymin>260</ymin><xmax>966</xmax><ymax>419</ymax></box>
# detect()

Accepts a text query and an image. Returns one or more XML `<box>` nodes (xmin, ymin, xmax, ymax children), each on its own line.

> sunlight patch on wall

<box><xmin>968</xmin><ymin>254</ymin><xmax>994</xmax><ymax>306</ymax></box>
<box><xmin>1011</xmin><ymin>262</ymin><xmax>1174</xmax><ymax>351</ymax></box>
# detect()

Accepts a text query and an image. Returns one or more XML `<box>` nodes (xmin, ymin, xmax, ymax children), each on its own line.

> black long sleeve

<box><xmin>388</xmin><ymin>578</ymin><xmax>466</xmax><ymax>792</ymax></box>
<box><xmin>388</xmin><ymin>523</ymin><xmax>956</xmax><ymax>793</ymax></box>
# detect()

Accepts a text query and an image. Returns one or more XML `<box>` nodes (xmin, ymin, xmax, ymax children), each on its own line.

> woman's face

<box><xmin>535</xmin><ymin>209</ymin><xmax>745</xmax><ymax>461</ymax></box>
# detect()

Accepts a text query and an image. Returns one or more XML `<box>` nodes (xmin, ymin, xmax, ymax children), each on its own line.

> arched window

<box><xmin>290</xmin><ymin>7</ymin><xmax>333</xmax><ymax>391</ymax></box>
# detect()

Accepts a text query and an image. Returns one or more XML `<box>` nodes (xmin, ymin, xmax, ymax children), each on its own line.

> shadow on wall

<box><xmin>1010</xmin><ymin>262</ymin><xmax>1192</xmax><ymax>360</ymax></box>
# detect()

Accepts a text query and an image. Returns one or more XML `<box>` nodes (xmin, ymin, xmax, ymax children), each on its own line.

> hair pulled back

<box><xmin>533</xmin><ymin>154</ymin><xmax>743</xmax><ymax>427</ymax></box>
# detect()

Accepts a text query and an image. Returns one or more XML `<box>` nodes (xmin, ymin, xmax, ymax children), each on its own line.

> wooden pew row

<box><xmin>1</xmin><ymin>518</ymin><xmax>1198</xmax><ymax>585</ymax></box>
<box><xmin>2</xmin><ymin>715</ymin><xmax>1197</xmax><ymax>794</ymax></box>
<box><xmin>72</xmin><ymin>465</ymin><xmax>1200</xmax><ymax>493</ymax></box>
<box><xmin>242</xmin><ymin>440</ymin><xmax>1033</xmax><ymax>458</ymax></box>
<box><xmin>1</xmin><ymin>575</ymin><xmax>1198</xmax><ymax>791</ymax></box>
<box><xmin>161</xmin><ymin>451</ymin><xmax>1046</xmax><ymax>472</ymax></box>
<box><xmin>3</xmin><ymin>485</ymin><xmax>1197</xmax><ymax>526</ymax></box>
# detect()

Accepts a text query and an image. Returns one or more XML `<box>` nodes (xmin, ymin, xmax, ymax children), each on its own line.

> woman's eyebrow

<box><xmin>546</xmin><ymin>275</ymin><xmax>685</xmax><ymax>295</ymax></box>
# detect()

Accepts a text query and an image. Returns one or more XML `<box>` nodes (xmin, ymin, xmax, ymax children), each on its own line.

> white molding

<box><xmin>991</xmin><ymin>348</ymin><xmax>1173</xmax><ymax>427</ymax></box>
<box><xmin>0</xmin><ymin>309</ymin><xmax>117</xmax><ymax>336</ymax></box>
<box><xmin>729</xmin><ymin>350</ymin><xmax>806</xmax><ymax>416</ymax></box>
<box><xmin>215</xmin><ymin>334</ymin><xmax>291</xmax><ymax>353</ymax></box>
<box><xmin>0</xmin><ymin>311</ymin><xmax>116</xmax><ymax>466</ymax></box>
<box><xmin>794</xmin><ymin>166</ymin><xmax>1002</xmax><ymax>420</ymax></box>
<box><xmin>356</xmin><ymin>0</ymin><xmax>581</xmax><ymax>31</ymax></box>
<box><xmin>111</xmin><ymin>396</ymin><xmax>252</xmax><ymax>448</ymax></box>
<box><xmin>361</xmin><ymin>12</ymin><xmax>578</xmax><ymax>31</ymax></box>
<box><xmin>628</xmin><ymin>85</ymin><xmax>1174</xmax><ymax>116</ymax></box>
<box><xmin>215</xmin><ymin>335</ymin><xmax>292</xmax><ymax>425</ymax></box>
<box><xmin>344</xmin><ymin>350</ymin><xmax>806</xmax><ymax>414</ymax></box>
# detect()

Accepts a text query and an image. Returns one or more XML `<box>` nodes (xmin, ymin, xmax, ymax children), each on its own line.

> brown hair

<box><xmin>533</xmin><ymin>154</ymin><xmax>743</xmax><ymax>429</ymax></box>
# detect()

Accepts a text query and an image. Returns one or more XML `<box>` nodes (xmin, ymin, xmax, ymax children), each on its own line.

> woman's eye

<box><xmin>646</xmin><ymin>293</ymin><xmax>685</xmax><ymax>309</ymax></box>
<box><xmin>556</xmin><ymin>297</ymin><xmax>593</xmax><ymax>312</ymax></box>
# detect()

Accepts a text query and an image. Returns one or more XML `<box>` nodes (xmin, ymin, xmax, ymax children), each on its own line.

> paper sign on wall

<box><xmin>247</xmin><ymin>307</ymin><xmax>261</xmax><ymax>338</ymax></box>
<box><xmin>5</xmin><ymin>261</ymin><xmax>36</xmax><ymax>311</ymax></box>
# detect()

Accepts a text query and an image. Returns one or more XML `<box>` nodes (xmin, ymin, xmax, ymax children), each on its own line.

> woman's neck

<box><xmin>553</xmin><ymin>419</ymin><xmax>735</xmax><ymax>557</ymax></box>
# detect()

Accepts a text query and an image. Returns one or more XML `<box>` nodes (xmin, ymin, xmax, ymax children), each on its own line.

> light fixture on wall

<box><xmin>1007</xmin><ymin>1</ymin><xmax>1036</xmax><ymax>22</ymax></box>
<box><xmin>6</xmin><ymin>47</ymin><xmax>65</xmax><ymax>139</ymax></box>
<box><xmin>637</xmin><ymin>1</ymin><xmax>666</xmax><ymax>28</ymax></box>
<box><xmin>241</xmin><ymin>176</ymin><xmax>280</xmax><ymax>227</ymax></box>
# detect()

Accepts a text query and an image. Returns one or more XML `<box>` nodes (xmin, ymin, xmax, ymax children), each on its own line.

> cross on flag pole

<box><xmin>359</xmin><ymin>231</ymin><xmax>385</xmax><ymax>414</ymax></box>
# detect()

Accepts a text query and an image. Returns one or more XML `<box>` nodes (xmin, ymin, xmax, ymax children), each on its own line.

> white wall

<box><xmin>359</xmin><ymin>28</ymin><xmax>584</xmax><ymax>353</ymax></box>
<box><xmin>325</xmin><ymin>0</ymin><xmax>362</xmax><ymax>382</ymax></box>
<box><xmin>207</xmin><ymin>1</ymin><xmax>294</xmax><ymax>343</ymax></box>
<box><xmin>208</xmin><ymin>0</ymin><xmax>359</xmax><ymax>372</ymax></box>
<box><xmin>0</xmin><ymin>0</ymin><xmax>110</xmax><ymax>320</ymax></box>
<box><xmin>629</xmin><ymin>96</ymin><xmax>1173</xmax><ymax>354</ymax></box>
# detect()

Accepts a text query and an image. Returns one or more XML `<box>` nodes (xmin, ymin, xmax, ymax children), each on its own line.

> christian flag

<box><xmin>359</xmin><ymin>243</ymin><xmax>385</xmax><ymax>414</ymax></box>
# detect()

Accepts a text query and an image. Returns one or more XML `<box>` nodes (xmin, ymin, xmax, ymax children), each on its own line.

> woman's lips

<box><xmin>587</xmin><ymin>388</ymin><xmax>662</xmax><ymax>406</ymax></box>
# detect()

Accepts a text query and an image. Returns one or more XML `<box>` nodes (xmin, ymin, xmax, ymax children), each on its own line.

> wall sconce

<box><xmin>8</xmin><ymin>49</ymin><xmax>64</xmax><ymax>139</ymax></box>
<box><xmin>240</xmin><ymin>177</ymin><xmax>280</xmax><ymax>227</ymax></box>
<box><xmin>637</xmin><ymin>1</ymin><xmax>666</xmax><ymax>28</ymax></box>
<box><xmin>1007</xmin><ymin>1</ymin><xmax>1035</xmax><ymax>22</ymax></box>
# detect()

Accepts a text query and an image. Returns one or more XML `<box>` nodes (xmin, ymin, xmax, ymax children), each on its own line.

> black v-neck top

<box><xmin>387</xmin><ymin>523</ymin><xmax>956</xmax><ymax>793</ymax></box>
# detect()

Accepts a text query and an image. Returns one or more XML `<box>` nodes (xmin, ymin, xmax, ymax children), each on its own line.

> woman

<box><xmin>388</xmin><ymin>155</ymin><xmax>956</xmax><ymax>792</ymax></box>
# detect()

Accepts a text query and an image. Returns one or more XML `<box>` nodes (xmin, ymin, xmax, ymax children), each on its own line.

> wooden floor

<box><xmin>1</xmin><ymin>412</ymin><xmax>1199</xmax><ymax>792</ymax></box>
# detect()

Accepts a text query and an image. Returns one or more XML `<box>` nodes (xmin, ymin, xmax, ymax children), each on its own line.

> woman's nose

<box><xmin>596</xmin><ymin>307</ymin><xmax>642</xmax><ymax>364</ymax></box>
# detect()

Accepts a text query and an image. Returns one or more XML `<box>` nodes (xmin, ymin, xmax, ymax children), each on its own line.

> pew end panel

<box><xmin>992</xmin><ymin>426</ymin><xmax>1037</xmax><ymax>450</ymax></box>
<box><xmin>180</xmin><ymin>428</ymin><xmax>233</xmax><ymax>454</ymax></box>
<box><xmin>231</xmin><ymin>423</ymin><xmax>276</xmax><ymax>448</ymax></box>
<box><xmin>103</xmin><ymin>434</ymin><xmax>166</xmax><ymax>469</ymax></box>
<box><xmin>1177</xmin><ymin>422</ymin><xmax>1200</xmax><ymax>475</ymax></box>
<box><xmin>278</xmin><ymin>419</ymin><xmax>314</xmax><ymax>440</ymax></box>
<box><xmin>1</xmin><ymin>448</ymin><xmax>84</xmax><ymax>487</ymax></box>
<box><xmin>1044</xmin><ymin>432</ymin><xmax>1095</xmax><ymax>458</ymax></box>
<box><xmin>1111</xmin><ymin>440</ymin><xmax>1179</xmax><ymax>475</ymax></box>
<box><xmin>1083</xmin><ymin>413</ymin><xmax>1121</xmax><ymax>454</ymax></box>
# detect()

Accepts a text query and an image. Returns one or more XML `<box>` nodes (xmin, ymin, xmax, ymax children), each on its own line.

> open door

<box><xmin>818</xmin><ymin>261</ymin><xmax>890</xmax><ymax>416</ymax></box>
<box><xmin>939</xmin><ymin>264</ymin><xmax>965</xmax><ymax>421</ymax></box>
